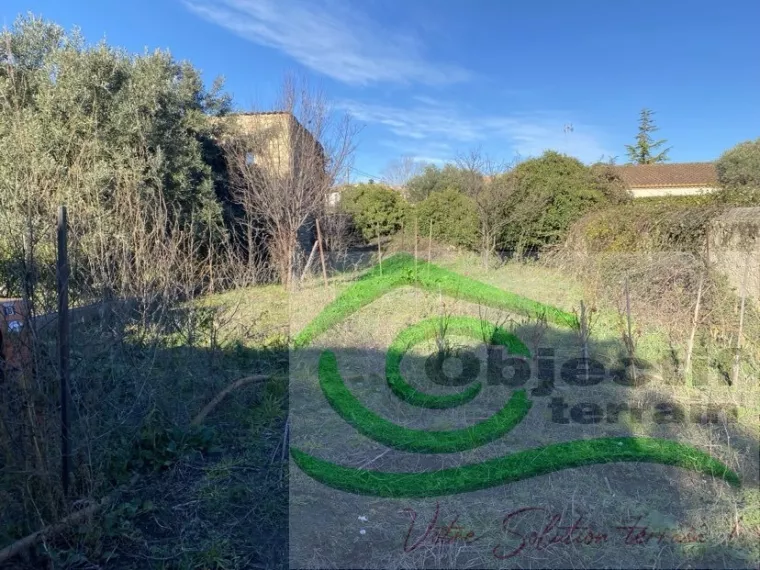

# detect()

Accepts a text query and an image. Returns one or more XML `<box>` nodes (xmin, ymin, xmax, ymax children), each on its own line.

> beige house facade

<box><xmin>228</xmin><ymin>112</ymin><xmax>325</xmax><ymax>181</ymax></box>
<box><xmin>220</xmin><ymin>112</ymin><xmax>328</xmax><ymax>258</ymax></box>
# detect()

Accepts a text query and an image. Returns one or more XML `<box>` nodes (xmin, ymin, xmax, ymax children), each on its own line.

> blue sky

<box><xmin>4</xmin><ymin>0</ymin><xmax>760</xmax><ymax>181</ymax></box>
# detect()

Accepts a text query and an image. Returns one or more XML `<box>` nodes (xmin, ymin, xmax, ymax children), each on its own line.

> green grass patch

<box><xmin>386</xmin><ymin>315</ymin><xmax>530</xmax><ymax>408</ymax></box>
<box><xmin>291</xmin><ymin>436</ymin><xmax>741</xmax><ymax>498</ymax></box>
<box><xmin>292</xmin><ymin>253</ymin><xmax>578</xmax><ymax>348</ymax></box>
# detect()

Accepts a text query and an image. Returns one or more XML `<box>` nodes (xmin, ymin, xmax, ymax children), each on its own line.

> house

<box><xmin>220</xmin><ymin>112</ymin><xmax>328</xmax><ymax>259</ymax></box>
<box><xmin>228</xmin><ymin>112</ymin><xmax>326</xmax><ymax>181</ymax></box>
<box><xmin>612</xmin><ymin>162</ymin><xmax>719</xmax><ymax>198</ymax></box>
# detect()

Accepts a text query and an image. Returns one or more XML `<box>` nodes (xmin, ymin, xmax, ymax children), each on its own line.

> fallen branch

<box><xmin>191</xmin><ymin>374</ymin><xmax>269</xmax><ymax>426</ymax></box>
<box><xmin>0</xmin><ymin>499</ymin><xmax>108</xmax><ymax>565</ymax></box>
<box><xmin>0</xmin><ymin>470</ymin><xmax>143</xmax><ymax>569</ymax></box>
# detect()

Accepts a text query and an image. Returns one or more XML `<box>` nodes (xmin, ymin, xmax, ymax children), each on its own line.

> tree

<box><xmin>715</xmin><ymin>138</ymin><xmax>760</xmax><ymax>205</ymax></box>
<box><xmin>415</xmin><ymin>188</ymin><xmax>480</xmax><ymax>250</ymax></box>
<box><xmin>405</xmin><ymin>163</ymin><xmax>467</xmax><ymax>202</ymax></box>
<box><xmin>340</xmin><ymin>182</ymin><xmax>407</xmax><ymax>240</ymax></box>
<box><xmin>223</xmin><ymin>75</ymin><xmax>357</xmax><ymax>287</ymax></box>
<box><xmin>380</xmin><ymin>156</ymin><xmax>428</xmax><ymax>190</ymax></box>
<box><xmin>0</xmin><ymin>14</ymin><xmax>231</xmax><ymax>302</ymax></box>
<box><xmin>454</xmin><ymin>148</ymin><xmax>513</xmax><ymax>267</ymax></box>
<box><xmin>625</xmin><ymin>108</ymin><xmax>671</xmax><ymax>164</ymax></box>
<box><xmin>499</xmin><ymin>151</ymin><xmax>631</xmax><ymax>255</ymax></box>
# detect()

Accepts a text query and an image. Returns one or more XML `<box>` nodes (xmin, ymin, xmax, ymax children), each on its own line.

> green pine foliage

<box><xmin>625</xmin><ymin>108</ymin><xmax>671</xmax><ymax>164</ymax></box>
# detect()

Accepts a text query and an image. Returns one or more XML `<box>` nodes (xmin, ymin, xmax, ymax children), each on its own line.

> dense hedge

<box><xmin>568</xmin><ymin>196</ymin><xmax>723</xmax><ymax>253</ymax></box>
<box><xmin>414</xmin><ymin>188</ymin><xmax>480</xmax><ymax>250</ymax></box>
<box><xmin>498</xmin><ymin>152</ymin><xmax>631</xmax><ymax>254</ymax></box>
<box><xmin>339</xmin><ymin>183</ymin><xmax>407</xmax><ymax>240</ymax></box>
<box><xmin>715</xmin><ymin>138</ymin><xmax>760</xmax><ymax>205</ymax></box>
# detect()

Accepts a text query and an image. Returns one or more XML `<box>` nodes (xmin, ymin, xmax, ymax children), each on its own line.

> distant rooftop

<box><xmin>231</xmin><ymin>111</ymin><xmax>290</xmax><ymax>116</ymax></box>
<box><xmin>613</xmin><ymin>162</ymin><xmax>718</xmax><ymax>188</ymax></box>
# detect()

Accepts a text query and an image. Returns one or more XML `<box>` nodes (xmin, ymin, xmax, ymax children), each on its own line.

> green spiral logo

<box><xmin>290</xmin><ymin>254</ymin><xmax>740</xmax><ymax>498</ymax></box>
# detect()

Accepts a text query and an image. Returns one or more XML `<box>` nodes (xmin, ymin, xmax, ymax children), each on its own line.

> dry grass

<box><xmin>3</xmin><ymin>243</ymin><xmax>757</xmax><ymax>569</ymax></box>
<box><xmin>289</xmin><ymin>250</ymin><xmax>760</xmax><ymax>569</ymax></box>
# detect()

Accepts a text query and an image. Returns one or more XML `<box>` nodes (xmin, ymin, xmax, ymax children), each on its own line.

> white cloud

<box><xmin>378</xmin><ymin>139</ymin><xmax>453</xmax><ymax>165</ymax></box>
<box><xmin>341</xmin><ymin>99</ymin><xmax>614</xmax><ymax>164</ymax></box>
<box><xmin>182</xmin><ymin>0</ymin><xmax>470</xmax><ymax>86</ymax></box>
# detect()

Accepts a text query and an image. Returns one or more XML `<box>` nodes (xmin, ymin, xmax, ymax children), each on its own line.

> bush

<box><xmin>414</xmin><ymin>188</ymin><xmax>480</xmax><ymax>250</ymax></box>
<box><xmin>340</xmin><ymin>183</ymin><xmax>407</xmax><ymax>240</ymax></box>
<box><xmin>405</xmin><ymin>164</ymin><xmax>470</xmax><ymax>203</ymax></box>
<box><xmin>498</xmin><ymin>152</ymin><xmax>631</xmax><ymax>254</ymax></box>
<box><xmin>716</xmin><ymin>138</ymin><xmax>760</xmax><ymax>205</ymax></box>
<box><xmin>567</xmin><ymin>198</ymin><xmax>722</xmax><ymax>254</ymax></box>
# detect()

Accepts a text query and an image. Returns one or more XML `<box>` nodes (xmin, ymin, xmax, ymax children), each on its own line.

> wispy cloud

<box><xmin>378</xmin><ymin>139</ymin><xmax>454</xmax><ymax>165</ymax></box>
<box><xmin>341</xmin><ymin>98</ymin><xmax>614</xmax><ymax>164</ymax></box>
<box><xmin>182</xmin><ymin>0</ymin><xmax>470</xmax><ymax>86</ymax></box>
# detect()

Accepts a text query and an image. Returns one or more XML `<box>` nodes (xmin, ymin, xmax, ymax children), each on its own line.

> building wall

<box><xmin>630</xmin><ymin>186</ymin><xmax>718</xmax><ymax>198</ymax></box>
<box><xmin>233</xmin><ymin>114</ymin><xmax>293</xmax><ymax>178</ymax></box>
<box><xmin>708</xmin><ymin>208</ymin><xmax>760</xmax><ymax>303</ymax></box>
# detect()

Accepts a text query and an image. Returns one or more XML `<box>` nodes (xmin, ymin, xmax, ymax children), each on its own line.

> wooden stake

<box><xmin>580</xmin><ymin>300</ymin><xmax>591</xmax><ymax>382</ymax></box>
<box><xmin>624</xmin><ymin>275</ymin><xmax>636</xmax><ymax>384</ymax></box>
<box><xmin>207</xmin><ymin>209</ymin><xmax>214</xmax><ymax>293</ymax></box>
<box><xmin>315</xmin><ymin>218</ymin><xmax>328</xmax><ymax>290</ymax></box>
<box><xmin>414</xmin><ymin>216</ymin><xmax>418</xmax><ymax>279</ymax></box>
<box><xmin>377</xmin><ymin>222</ymin><xmax>382</xmax><ymax>275</ymax></box>
<box><xmin>684</xmin><ymin>271</ymin><xmax>705</xmax><ymax>385</ymax></box>
<box><xmin>428</xmin><ymin>220</ymin><xmax>432</xmax><ymax>265</ymax></box>
<box><xmin>300</xmin><ymin>240</ymin><xmax>319</xmax><ymax>283</ymax></box>
<box><xmin>400</xmin><ymin>221</ymin><xmax>405</xmax><ymax>251</ymax></box>
<box><xmin>731</xmin><ymin>256</ymin><xmax>750</xmax><ymax>386</ymax></box>
<box><xmin>57</xmin><ymin>205</ymin><xmax>70</xmax><ymax>497</ymax></box>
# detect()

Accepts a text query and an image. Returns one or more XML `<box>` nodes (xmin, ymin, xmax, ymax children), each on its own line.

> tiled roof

<box><xmin>613</xmin><ymin>162</ymin><xmax>718</xmax><ymax>188</ymax></box>
<box><xmin>231</xmin><ymin>111</ymin><xmax>291</xmax><ymax>116</ymax></box>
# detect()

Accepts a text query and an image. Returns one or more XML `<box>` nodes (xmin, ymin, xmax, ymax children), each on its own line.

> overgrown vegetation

<box><xmin>2</xmin><ymin>10</ymin><xmax>759</xmax><ymax>569</ymax></box>
<box><xmin>498</xmin><ymin>151</ymin><xmax>631</xmax><ymax>254</ymax></box>
<box><xmin>339</xmin><ymin>182</ymin><xmax>407</xmax><ymax>240</ymax></box>
<box><xmin>0</xmin><ymin>15</ymin><xmax>232</xmax><ymax>304</ymax></box>
<box><xmin>414</xmin><ymin>188</ymin><xmax>480</xmax><ymax>250</ymax></box>
<box><xmin>567</xmin><ymin>196</ymin><xmax>722</xmax><ymax>254</ymax></box>
<box><xmin>715</xmin><ymin>137</ymin><xmax>760</xmax><ymax>205</ymax></box>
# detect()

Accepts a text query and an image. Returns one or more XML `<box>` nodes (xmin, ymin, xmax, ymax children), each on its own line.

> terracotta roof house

<box><xmin>612</xmin><ymin>162</ymin><xmax>719</xmax><ymax>198</ymax></box>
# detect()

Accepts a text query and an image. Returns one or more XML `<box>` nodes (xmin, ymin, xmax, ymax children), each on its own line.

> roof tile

<box><xmin>613</xmin><ymin>162</ymin><xmax>718</xmax><ymax>188</ymax></box>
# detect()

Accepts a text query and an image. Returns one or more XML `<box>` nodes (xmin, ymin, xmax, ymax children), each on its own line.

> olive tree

<box><xmin>0</xmin><ymin>15</ymin><xmax>231</xmax><ymax>304</ymax></box>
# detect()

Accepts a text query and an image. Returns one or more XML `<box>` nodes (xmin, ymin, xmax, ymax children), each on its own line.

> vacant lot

<box><xmin>3</xmin><ymin>248</ymin><xmax>758</xmax><ymax>570</ymax></box>
<box><xmin>288</xmin><ymin>251</ymin><xmax>760</xmax><ymax>569</ymax></box>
